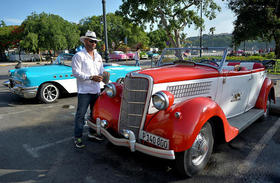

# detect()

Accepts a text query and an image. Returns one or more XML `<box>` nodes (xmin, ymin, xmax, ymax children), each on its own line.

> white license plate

<box><xmin>139</xmin><ymin>130</ymin><xmax>169</xmax><ymax>149</ymax></box>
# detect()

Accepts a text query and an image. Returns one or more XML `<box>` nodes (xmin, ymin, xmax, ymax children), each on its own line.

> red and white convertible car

<box><xmin>88</xmin><ymin>47</ymin><xmax>275</xmax><ymax>176</ymax></box>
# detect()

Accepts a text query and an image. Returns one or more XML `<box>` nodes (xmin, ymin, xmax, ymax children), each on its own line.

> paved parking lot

<box><xmin>0</xmin><ymin>64</ymin><xmax>280</xmax><ymax>183</ymax></box>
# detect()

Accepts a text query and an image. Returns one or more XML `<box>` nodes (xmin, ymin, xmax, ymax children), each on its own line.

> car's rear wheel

<box><xmin>175</xmin><ymin>122</ymin><xmax>214</xmax><ymax>177</ymax></box>
<box><xmin>38</xmin><ymin>83</ymin><xmax>59</xmax><ymax>103</ymax></box>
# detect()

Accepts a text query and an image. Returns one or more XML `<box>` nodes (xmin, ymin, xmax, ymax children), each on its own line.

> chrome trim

<box><xmin>7</xmin><ymin>79</ymin><xmax>38</xmax><ymax>99</ymax></box>
<box><xmin>3</xmin><ymin>80</ymin><xmax>10</xmax><ymax>87</ymax></box>
<box><xmin>96</xmin><ymin>118</ymin><xmax>101</xmax><ymax>135</ymax></box>
<box><xmin>123</xmin><ymin>72</ymin><xmax>154</xmax><ymax>140</ymax></box>
<box><xmin>9</xmin><ymin>85</ymin><xmax>38</xmax><ymax>99</ymax></box>
<box><xmin>152</xmin><ymin>91</ymin><xmax>169</xmax><ymax>110</ymax></box>
<box><xmin>175</xmin><ymin>112</ymin><xmax>181</xmax><ymax>118</ymax></box>
<box><xmin>105</xmin><ymin>83</ymin><xmax>116</xmax><ymax>98</ymax></box>
<box><xmin>122</xmin><ymin>129</ymin><xmax>136</xmax><ymax>152</ymax></box>
<box><xmin>88</xmin><ymin>120</ymin><xmax>175</xmax><ymax>160</ymax></box>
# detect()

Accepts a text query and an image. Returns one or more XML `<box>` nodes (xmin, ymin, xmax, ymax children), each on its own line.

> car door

<box><xmin>245</xmin><ymin>70</ymin><xmax>265</xmax><ymax>110</ymax></box>
<box><xmin>217</xmin><ymin>70</ymin><xmax>252</xmax><ymax>118</ymax></box>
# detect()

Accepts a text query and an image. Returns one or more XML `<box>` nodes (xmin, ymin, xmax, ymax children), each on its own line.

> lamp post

<box><xmin>199</xmin><ymin>0</ymin><xmax>203</xmax><ymax>57</ymax></box>
<box><xmin>102</xmin><ymin>0</ymin><xmax>109</xmax><ymax>63</ymax></box>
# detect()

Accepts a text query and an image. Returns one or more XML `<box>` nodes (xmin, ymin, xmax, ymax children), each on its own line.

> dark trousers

<box><xmin>135</xmin><ymin>59</ymin><xmax>140</xmax><ymax>66</ymax></box>
<box><xmin>74</xmin><ymin>93</ymin><xmax>98</xmax><ymax>138</ymax></box>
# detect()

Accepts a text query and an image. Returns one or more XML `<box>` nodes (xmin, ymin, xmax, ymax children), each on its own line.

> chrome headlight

<box><xmin>152</xmin><ymin>91</ymin><xmax>169</xmax><ymax>110</ymax></box>
<box><xmin>22</xmin><ymin>73</ymin><xmax>27</xmax><ymax>80</ymax></box>
<box><xmin>105</xmin><ymin>83</ymin><xmax>116</xmax><ymax>98</ymax></box>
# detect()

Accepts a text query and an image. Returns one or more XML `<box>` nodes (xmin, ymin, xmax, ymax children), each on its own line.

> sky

<box><xmin>0</xmin><ymin>0</ymin><xmax>236</xmax><ymax>37</ymax></box>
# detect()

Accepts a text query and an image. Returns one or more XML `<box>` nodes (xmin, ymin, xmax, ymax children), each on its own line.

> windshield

<box><xmin>53</xmin><ymin>53</ymin><xmax>74</xmax><ymax>65</ymax></box>
<box><xmin>157</xmin><ymin>47</ymin><xmax>227</xmax><ymax>69</ymax></box>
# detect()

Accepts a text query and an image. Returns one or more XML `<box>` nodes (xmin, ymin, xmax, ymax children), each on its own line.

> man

<box><xmin>135</xmin><ymin>47</ymin><xmax>140</xmax><ymax>66</ymax></box>
<box><xmin>72</xmin><ymin>30</ymin><xmax>104</xmax><ymax>148</ymax></box>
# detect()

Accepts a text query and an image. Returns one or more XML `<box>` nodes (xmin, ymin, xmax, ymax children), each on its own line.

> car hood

<box><xmin>137</xmin><ymin>64</ymin><xmax>219</xmax><ymax>84</ymax></box>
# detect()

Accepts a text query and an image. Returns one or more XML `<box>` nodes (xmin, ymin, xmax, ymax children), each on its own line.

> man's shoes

<box><xmin>74</xmin><ymin>137</ymin><xmax>85</xmax><ymax>148</ymax></box>
<box><xmin>88</xmin><ymin>132</ymin><xmax>104</xmax><ymax>141</ymax></box>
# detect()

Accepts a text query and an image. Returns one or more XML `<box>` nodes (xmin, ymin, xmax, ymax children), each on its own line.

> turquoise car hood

<box><xmin>10</xmin><ymin>65</ymin><xmax>73</xmax><ymax>87</ymax></box>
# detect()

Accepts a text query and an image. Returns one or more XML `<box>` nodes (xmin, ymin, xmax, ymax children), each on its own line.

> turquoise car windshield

<box><xmin>53</xmin><ymin>53</ymin><xmax>74</xmax><ymax>65</ymax></box>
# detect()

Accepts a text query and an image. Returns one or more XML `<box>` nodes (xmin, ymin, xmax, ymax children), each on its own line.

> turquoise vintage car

<box><xmin>3</xmin><ymin>53</ymin><xmax>140</xmax><ymax>103</ymax></box>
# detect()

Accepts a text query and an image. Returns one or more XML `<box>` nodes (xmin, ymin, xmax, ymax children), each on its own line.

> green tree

<box><xmin>0</xmin><ymin>20</ymin><xmax>6</xmax><ymax>27</ymax></box>
<box><xmin>22</xmin><ymin>12</ymin><xmax>80</xmax><ymax>56</ymax></box>
<box><xmin>20</xmin><ymin>32</ymin><xmax>38</xmax><ymax>53</ymax></box>
<box><xmin>0</xmin><ymin>25</ymin><xmax>23</xmax><ymax>61</ymax></box>
<box><xmin>228</xmin><ymin>0</ymin><xmax>280</xmax><ymax>58</ymax></box>
<box><xmin>0</xmin><ymin>26</ymin><xmax>13</xmax><ymax>61</ymax></box>
<box><xmin>147</xmin><ymin>29</ymin><xmax>168</xmax><ymax>50</ymax></box>
<box><xmin>117</xmin><ymin>0</ymin><xmax>222</xmax><ymax>48</ymax></box>
<box><xmin>79</xmin><ymin>13</ymin><xmax>149</xmax><ymax>51</ymax></box>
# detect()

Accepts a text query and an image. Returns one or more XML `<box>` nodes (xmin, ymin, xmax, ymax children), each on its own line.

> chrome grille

<box><xmin>119</xmin><ymin>76</ymin><xmax>149</xmax><ymax>137</ymax></box>
<box><xmin>167</xmin><ymin>81</ymin><xmax>212</xmax><ymax>98</ymax></box>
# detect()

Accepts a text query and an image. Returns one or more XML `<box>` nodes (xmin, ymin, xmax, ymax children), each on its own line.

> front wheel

<box><xmin>38</xmin><ymin>83</ymin><xmax>60</xmax><ymax>103</ymax></box>
<box><xmin>175</xmin><ymin>122</ymin><xmax>214</xmax><ymax>177</ymax></box>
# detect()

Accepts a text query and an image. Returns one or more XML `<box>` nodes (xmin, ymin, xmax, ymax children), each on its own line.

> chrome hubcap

<box><xmin>191</xmin><ymin>132</ymin><xmax>209</xmax><ymax>166</ymax></box>
<box><xmin>43</xmin><ymin>85</ymin><xmax>58</xmax><ymax>102</ymax></box>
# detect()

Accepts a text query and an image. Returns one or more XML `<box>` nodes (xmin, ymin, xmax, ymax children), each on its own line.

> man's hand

<box><xmin>90</xmin><ymin>75</ymin><xmax>103</xmax><ymax>82</ymax></box>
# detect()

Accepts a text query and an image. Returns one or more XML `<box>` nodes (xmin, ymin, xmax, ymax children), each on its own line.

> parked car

<box><xmin>140</xmin><ymin>51</ymin><xmax>148</xmax><ymax>59</ymax></box>
<box><xmin>126</xmin><ymin>51</ymin><xmax>136</xmax><ymax>60</ymax></box>
<box><xmin>147</xmin><ymin>51</ymin><xmax>159</xmax><ymax>58</ymax></box>
<box><xmin>109</xmin><ymin>51</ymin><xmax>128</xmax><ymax>60</ymax></box>
<box><xmin>88</xmin><ymin>47</ymin><xmax>275</xmax><ymax>177</ymax></box>
<box><xmin>9</xmin><ymin>52</ymin><xmax>40</xmax><ymax>62</ymax></box>
<box><xmin>3</xmin><ymin>53</ymin><xmax>140</xmax><ymax>103</ymax></box>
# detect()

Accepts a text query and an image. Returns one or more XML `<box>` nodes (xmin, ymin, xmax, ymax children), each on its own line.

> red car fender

<box><xmin>255</xmin><ymin>78</ymin><xmax>275</xmax><ymax>111</ymax></box>
<box><xmin>145</xmin><ymin>97</ymin><xmax>239</xmax><ymax>152</ymax></box>
<box><xmin>93</xmin><ymin>83</ymin><xmax>123</xmax><ymax>131</ymax></box>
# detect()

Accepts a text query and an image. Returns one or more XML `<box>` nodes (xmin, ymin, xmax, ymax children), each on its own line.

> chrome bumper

<box><xmin>3</xmin><ymin>80</ymin><xmax>10</xmax><ymax>87</ymax></box>
<box><xmin>3</xmin><ymin>80</ymin><xmax>38</xmax><ymax>99</ymax></box>
<box><xmin>87</xmin><ymin>118</ymin><xmax>175</xmax><ymax>160</ymax></box>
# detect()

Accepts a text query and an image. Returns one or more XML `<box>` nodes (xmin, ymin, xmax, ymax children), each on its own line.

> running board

<box><xmin>227</xmin><ymin>108</ymin><xmax>264</xmax><ymax>133</ymax></box>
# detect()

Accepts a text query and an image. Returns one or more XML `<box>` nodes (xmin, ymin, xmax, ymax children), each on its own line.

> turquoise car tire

<box><xmin>175</xmin><ymin>122</ymin><xmax>214</xmax><ymax>177</ymax></box>
<box><xmin>38</xmin><ymin>83</ymin><xmax>60</xmax><ymax>103</ymax></box>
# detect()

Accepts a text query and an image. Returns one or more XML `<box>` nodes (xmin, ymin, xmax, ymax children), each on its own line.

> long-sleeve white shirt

<box><xmin>72</xmin><ymin>49</ymin><xmax>104</xmax><ymax>94</ymax></box>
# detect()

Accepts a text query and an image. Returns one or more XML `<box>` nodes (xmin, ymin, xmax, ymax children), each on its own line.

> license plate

<box><xmin>139</xmin><ymin>130</ymin><xmax>169</xmax><ymax>149</ymax></box>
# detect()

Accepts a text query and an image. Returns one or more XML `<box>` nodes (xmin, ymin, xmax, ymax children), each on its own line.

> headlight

<box><xmin>152</xmin><ymin>91</ymin><xmax>170</xmax><ymax>110</ymax></box>
<box><xmin>22</xmin><ymin>73</ymin><xmax>27</xmax><ymax>80</ymax></box>
<box><xmin>105</xmin><ymin>83</ymin><xmax>116</xmax><ymax>98</ymax></box>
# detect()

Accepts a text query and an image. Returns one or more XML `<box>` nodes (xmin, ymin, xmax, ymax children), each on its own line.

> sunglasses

<box><xmin>88</xmin><ymin>40</ymin><xmax>97</xmax><ymax>44</ymax></box>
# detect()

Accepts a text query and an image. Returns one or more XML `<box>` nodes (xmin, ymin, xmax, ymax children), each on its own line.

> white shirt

<box><xmin>72</xmin><ymin>48</ymin><xmax>104</xmax><ymax>94</ymax></box>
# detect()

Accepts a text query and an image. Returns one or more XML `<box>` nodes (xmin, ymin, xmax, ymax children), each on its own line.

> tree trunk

<box><xmin>18</xmin><ymin>47</ymin><xmax>22</xmax><ymax>61</ymax></box>
<box><xmin>274</xmin><ymin>35</ymin><xmax>280</xmax><ymax>59</ymax></box>
<box><xmin>0</xmin><ymin>52</ymin><xmax>7</xmax><ymax>61</ymax></box>
<box><xmin>174</xmin><ymin>30</ymin><xmax>181</xmax><ymax>48</ymax></box>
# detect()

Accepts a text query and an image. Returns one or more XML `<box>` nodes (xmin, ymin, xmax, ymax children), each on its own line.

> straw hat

<box><xmin>80</xmin><ymin>30</ymin><xmax>101</xmax><ymax>43</ymax></box>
